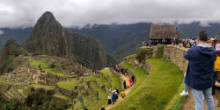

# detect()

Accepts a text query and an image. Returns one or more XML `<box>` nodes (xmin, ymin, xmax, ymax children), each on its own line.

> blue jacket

<box><xmin>184</xmin><ymin>43</ymin><xmax>216</xmax><ymax>90</ymax></box>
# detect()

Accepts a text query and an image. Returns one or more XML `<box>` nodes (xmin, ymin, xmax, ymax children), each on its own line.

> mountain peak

<box><xmin>36</xmin><ymin>11</ymin><xmax>59</xmax><ymax>27</ymax></box>
<box><xmin>41</xmin><ymin>11</ymin><xmax>55</xmax><ymax>19</ymax></box>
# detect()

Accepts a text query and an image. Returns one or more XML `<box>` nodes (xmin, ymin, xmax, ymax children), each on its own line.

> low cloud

<box><xmin>0</xmin><ymin>0</ymin><xmax>220</xmax><ymax>28</ymax></box>
<box><xmin>0</xmin><ymin>30</ymin><xmax>4</xmax><ymax>35</ymax></box>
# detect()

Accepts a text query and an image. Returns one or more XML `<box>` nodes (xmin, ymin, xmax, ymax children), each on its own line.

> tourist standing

<box><xmin>213</xmin><ymin>40</ymin><xmax>220</xmax><ymax>95</ymax></box>
<box><xmin>121</xmin><ymin>91</ymin><xmax>126</xmax><ymax>98</ymax></box>
<box><xmin>123</xmin><ymin>80</ymin><xmax>127</xmax><ymax>89</ymax></box>
<box><xmin>129</xmin><ymin>77</ymin><xmax>133</xmax><ymax>87</ymax></box>
<box><xmin>184</xmin><ymin>31</ymin><xmax>216</xmax><ymax>110</ymax></box>
<box><xmin>107</xmin><ymin>95</ymin><xmax>111</xmax><ymax>105</ymax></box>
<box><xmin>84</xmin><ymin>106</ymin><xmax>88</xmax><ymax>110</ymax></box>
<box><xmin>112</xmin><ymin>90</ymin><xmax>118</xmax><ymax>104</ymax></box>
<box><xmin>101</xmin><ymin>106</ymin><xmax>105</xmax><ymax>110</ymax></box>
<box><xmin>131</xmin><ymin>75</ymin><xmax>136</xmax><ymax>83</ymax></box>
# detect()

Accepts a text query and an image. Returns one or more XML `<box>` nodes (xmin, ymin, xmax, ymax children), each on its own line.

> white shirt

<box><xmin>108</xmin><ymin>96</ymin><xmax>111</xmax><ymax>99</ymax></box>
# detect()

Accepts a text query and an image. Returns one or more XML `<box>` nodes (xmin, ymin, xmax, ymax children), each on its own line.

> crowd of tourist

<box><xmin>102</xmin><ymin>65</ymin><xmax>136</xmax><ymax>109</ymax></box>
<box><xmin>182</xmin><ymin>38</ymin><xmax>197</xmax><ymax>48</ymax></box>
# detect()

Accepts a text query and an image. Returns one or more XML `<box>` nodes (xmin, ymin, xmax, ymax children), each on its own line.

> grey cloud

<box><xmin>0</xmin><ymin>0</ymin><xmax>220</xmax><ymax>28</ymax></box>
<box><xmin>0</xmin><ymin>30</ymin><xmax>3</xmax><ymax>35</ymax></box>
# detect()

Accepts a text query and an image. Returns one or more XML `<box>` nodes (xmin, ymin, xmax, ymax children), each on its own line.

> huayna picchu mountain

<box><xmin>23</xmin><ymin>11</ymin><xmax>116</xmax><ymax>70</ymax></box>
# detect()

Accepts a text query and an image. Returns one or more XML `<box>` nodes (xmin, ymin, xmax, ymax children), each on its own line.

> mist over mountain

<box><xmin>0</xmin><ymin>28</ymin><xmax>32</xmax><ymax>50</ymax></box>
<box><xmin>177</xmin><ymin>22</ymin><xmax>220</xmax><ymax>37</ymax></box>
<box><xmin>1</xmin><ymin>21</ymin><xmax>220</xmax><ymax>61</ymax></box>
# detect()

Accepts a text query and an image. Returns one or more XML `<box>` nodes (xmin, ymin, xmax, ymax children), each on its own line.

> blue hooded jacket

<box><xmin>184</xmin><ymin>43</ymin><xmax>216</xmax><ymax>90</ymax></box>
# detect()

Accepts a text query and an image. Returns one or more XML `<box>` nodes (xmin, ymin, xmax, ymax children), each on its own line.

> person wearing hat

<box><xmin>121</xmin><ymin>91</ymin><xmax>126</xmax><ymax>98</ymax></box>
<box><xmin>111</xmin><ymin>90</ymin><xmax>118</xmax><ymax>104</ymax></box>
<box><xmin>101</xmin><ymin>106</ymin><xmax>105</xmax><ymax>110</ymax></box>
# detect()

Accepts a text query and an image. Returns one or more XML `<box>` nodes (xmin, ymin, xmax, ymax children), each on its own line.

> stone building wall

<box><xmin>163</xmin><ymin>45</ymin><xmax>189</xmax><ymax>73</ymax></box>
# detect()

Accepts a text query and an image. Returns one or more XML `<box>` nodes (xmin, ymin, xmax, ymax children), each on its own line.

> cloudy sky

<box><xmin>0</xmin><ymin>0</ymin><xmax>220</xmax><ymax>28</ymax></box>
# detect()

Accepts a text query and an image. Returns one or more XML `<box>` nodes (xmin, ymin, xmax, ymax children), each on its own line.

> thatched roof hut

<box><xmin>149</xmin><ymin>24</ymin><xmax>177</xmax><ymax>40</ymax></box>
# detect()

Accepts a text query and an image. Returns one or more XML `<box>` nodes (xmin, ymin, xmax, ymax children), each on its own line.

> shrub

<box><xmin>136</xmin><ymin>47</ymin><xmax>153</xmax><ymax>63</ymax></box>
<box><xmin>155</xmin><ymin>45</ymin><xmax>164</xmax><ymax>58</ymax></box>
<box><xmin>50</xmin><ymin>63</ymin><xmax>56</xmax><ymax>68</ymax></box>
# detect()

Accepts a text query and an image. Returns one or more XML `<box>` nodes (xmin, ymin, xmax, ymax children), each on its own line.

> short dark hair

<box><xmin>198</xmin><ymin>31</ymin><xmax>208</xmax><ymax>41</ymax></box>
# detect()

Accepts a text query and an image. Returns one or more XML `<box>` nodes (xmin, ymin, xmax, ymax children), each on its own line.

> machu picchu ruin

<box><xmin>0</xmin><ymin>1</ymin><xmax>220</xmax><ymax>110</ymax></box>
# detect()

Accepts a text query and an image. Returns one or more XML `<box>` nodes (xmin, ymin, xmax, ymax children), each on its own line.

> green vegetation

<box><xmin>164</xmin><ymin>82</ymin><xmax>186</xmax><ymax>110</ymax></box>
<box><xmin>54</xmin><ymin>93</ymin><xmax>71</xmax><ymax>102</ymax></box>
<box><xmin>111</xmin><ymin>58</ymin><xmax>183</xmax><ymax>110</ymax></box>
<box><xmin>0</xmin><ymin>87</ymin><xmax>70</xmax><ymax>110</ymax></box>
<box><xmin>84</xmin><ymin>75</ymin><xmax>111</xmax><ymax>90</ymax></box>
<box><xmin>100</xmin><ymin>68</ymin><xmax>122</xmax><ymax>91</ymax></box>
<box><xmin>57</xmin><ymin>78</ymin><xmax>78</xmax><ymax>90</ymax></box>
<box><xmin>76</xmin><ymin>69</ymin><xmax>120</xmax><ymax>110</ymax></box>
<box><xmin>124</xmin><ymin>54</ymin><xmax>137</xmax><ymax>60</ymax></box>
<box><xmin>31</xmin><ymin>58</ymin><xmax>67</xmax><ymax>77</ymax></box>
<box><xmin>155</xmin><ymin>45</ymin><xmax>164</xmax><ymax>58</ymax></box>
<box><xmin>31</xmin><ymin>84</ymin><xmax>55</xmax><ymax>90</ymax></box>
<box><xmin>0</xmin><ymin>38</ymin><xmax>27</xmax><ymax>74</ymax></box>
<box><xmin>69</xmin><ymin>69</ymin><xmax>122</xmax><ymax>110</ymax></box>
<box><xmin>136</xmin><ymin>47</ymin><xmax>153</xmax><ymax>63</ymax></box>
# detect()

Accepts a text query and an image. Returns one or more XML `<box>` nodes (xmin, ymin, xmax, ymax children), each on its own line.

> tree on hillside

<box><xmin>136</xmin><ymin>47</ymin><xmax>153</xmax><ymax>63</ymax></box>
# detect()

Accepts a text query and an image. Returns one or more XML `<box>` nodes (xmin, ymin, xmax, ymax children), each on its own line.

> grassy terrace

<box><xmin>111</xmin><ymin>58</ymin><xmax>183</xmax><ymax>110</ymax></box>
<box><xmin>84</xmin><ymin>75</ymin><xmax>111</xmax><ymax>91</ymax></box>
<box><xmin>57</xmin><ymin>78</ymin><xmax>78</xmax><ymax>90</ymax></box>
<box><xmin>31</xmin><ymin>84</ymin><xmax>56</xmax><ymax>90</ymax></box>
<box><xmin>99</xmin><ymin>68</ymin><xmax>122</xmax><ymax>91</ymax></box>
<box><xmin>83</xmin><ymin>69</ymin><xmax>121</xmax><ymax>110</ymax></box>
<box><xmin>30</xmin><ymin>58</ymin><xmax>67</xmax><ymax>77</ymax></box>
<box><xmin>74</xmin><ymin>69</ymin><xmax>122</xmax><ymax>110</ymax></box>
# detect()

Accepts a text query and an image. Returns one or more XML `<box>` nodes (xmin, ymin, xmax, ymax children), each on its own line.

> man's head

<box><xmin>197</xmin><ymin>31</ymin><xmax>208</xmax><ymax>44</ymax></box>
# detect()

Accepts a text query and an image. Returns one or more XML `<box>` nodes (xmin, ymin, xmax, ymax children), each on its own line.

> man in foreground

<box><xmin>184</xmin><ymin>31</ymin><xmax>216</xmax><ymax>110</ymax></box>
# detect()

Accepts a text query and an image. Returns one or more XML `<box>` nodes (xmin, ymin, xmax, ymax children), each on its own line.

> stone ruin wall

<box><xmin>163</xmin><ymin>45</ymin><xmax>189</xmax><ymax>73</ymax></box>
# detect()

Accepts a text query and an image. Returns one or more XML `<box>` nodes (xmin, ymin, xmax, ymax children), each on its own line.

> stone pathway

<box><xmin>182</xmin><ymin>89</ymin><xmax>220</xmax><ymax>110</ymax></box>
<box><xmin>105</xmin><ymin>74</ymin><xmax>132</xmax><ymax>110</ymax></box>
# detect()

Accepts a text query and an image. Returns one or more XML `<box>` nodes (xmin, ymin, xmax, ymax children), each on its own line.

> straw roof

<box><xmin>149</xmin><ymin>24</ymin><xmax>177</xmax><ymax>39</ymax></box>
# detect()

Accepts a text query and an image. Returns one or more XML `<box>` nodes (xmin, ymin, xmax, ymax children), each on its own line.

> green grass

<box><xmin>54</xmin><ymin>93</ymin><xmax>71</xmax><ymax>102</ymax></box>
<box><xmin>84</xmin><ymin>75</ymin><xmax>111</xmax><ymax>90</ymax></box>
<box><xmin>164</xmin><ymin>82</ymin><xmax>186</xmax><ymax>110</ymax></box>
<box><xmin>31</xmin><ymin>84</ymin><xmax>56</xmax><ymax>90</ymax></box>
<box><xmin>78</xmin><ymin>75</ymin><xmax>113</xmax><ymax>110</ymax></box>
<box><xmin>99</xmin><ymin>68</ymin><xmax>122</xmax><ymax>91</ymax></box>
<box><xmin>30</xmin><ymin>58</ymin><xmax>67</xmax><ymax>77</ymax></box>
<box><xmin>111</xmin><ymin>58</ymin><xmax>183</xmax><ymax>110</ymax></box>
<box><xmin>70</xmin><ymin>69</ymin><xmax>121</xmax><ymax>110</ymax></box>
<box><xmin>124</xmin><ymin>54</ymin><xmax>137</xmax><ymax>60</ymax></box>
<box><xmin>84</xmin><ymin>93</ymin><xmax>108</xmax><ymax>110</ymax></box>
<box><xmin>57</xmin><ymin>78</ymin><xmax>78</xmax><ymax>90</ymax></box>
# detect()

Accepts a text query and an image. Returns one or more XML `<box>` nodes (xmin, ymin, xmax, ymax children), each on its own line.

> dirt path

<box><xmin>105</xmin><ymin>74</ymin><xmax>132</xmax><ymax>110</ymax></box>
<box><xmin>182</xmin><ymin>89</ymin><xmax>220</xmax><ymax>110</ymax></box>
